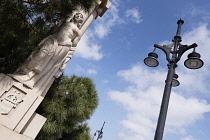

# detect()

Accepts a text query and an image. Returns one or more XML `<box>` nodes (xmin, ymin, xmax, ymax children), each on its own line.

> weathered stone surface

<box><xmin>0</xmin><ymin>1</ymin><xmax>111</xmax><ymax>139</ymax></box>
<box><xmin>0</xmin><ymin>124</ymin><xmax>32</xmax><ymax>140</ymax></box>
<box><xmin>21</xmin><ymin>113</ymin><xmax>47</xmax><ymax>139</ymax></box>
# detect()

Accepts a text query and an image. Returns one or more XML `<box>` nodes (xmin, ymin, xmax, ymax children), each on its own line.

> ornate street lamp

<box><xmin>144</xmin><ymin>48</ymin><xmax>159</xmax><ymax>67</ymax></box>
<box><xmin>184</xmin><ymin>48</ymin><xmax>204</xmax><ymax>69</ymax></box>
<box><xmin>92</xmin><ymin>122</ymin><xmax>105</xmax><ymax>140</ymax></box>
<box><xmin>144</xmin><ymin>19</ymin><xmax>203</xmax><ymax>140</ymax></box>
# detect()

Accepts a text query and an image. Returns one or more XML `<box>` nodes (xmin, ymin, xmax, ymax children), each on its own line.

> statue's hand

<box><xmin>60</xmin><ymin>64</ymin><xmax>66</xmax><ymax>71</ymax></box>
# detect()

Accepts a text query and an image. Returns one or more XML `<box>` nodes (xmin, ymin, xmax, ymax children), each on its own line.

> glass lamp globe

<box><xmin>144</xmin><ymin>52</ymin><xmax>159</xmax><ymax>67</ymax></box>
<box><xmin>184</xmin><ymin>52</ymin><xmax>204</xmax><ymax>69</ymax></box>
<box><xmin>172</xmin><ymin>73</ymin><xmax>180</xmax><ymax>87</ymax></box>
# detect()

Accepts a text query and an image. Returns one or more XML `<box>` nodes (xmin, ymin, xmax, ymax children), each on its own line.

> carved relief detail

<box><xmin>0</xmin><ymin>89</ymin><xmax>24</xmax><ymax>115</ymax></box>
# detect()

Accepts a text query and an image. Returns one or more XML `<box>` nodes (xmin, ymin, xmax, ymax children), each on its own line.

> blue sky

<box><xmin>64</xmin><ymin>0</ymin><xmax>210</xmax><ymax>140</ymax></box>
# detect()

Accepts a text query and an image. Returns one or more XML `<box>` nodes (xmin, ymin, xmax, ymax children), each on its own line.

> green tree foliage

<box><xmin>36</xmin><ymin>75</ymin><xmax>98</xmax><ymax>140</ymax></box>
<box><xmin>0</xmin><ymin>0</ymin><xmax>99</xmax><ymax>73</ymax></box>
<box><xmin>0</xmin><ymin>0</ymin><xmax>44</xmax><ymax>73</ymax></box>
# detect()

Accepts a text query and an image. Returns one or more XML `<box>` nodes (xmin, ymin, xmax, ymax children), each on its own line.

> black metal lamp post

<box><xmin>144</xmin><ymin>19</ymin><xmax>204</xmax><ymax>140</ymax></box>
<box><xmin>92</xmin><ymin>122</ymin><xmax>105</xmax><ymax>140</ymax></box>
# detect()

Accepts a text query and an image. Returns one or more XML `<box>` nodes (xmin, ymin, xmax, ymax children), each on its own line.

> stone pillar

<box><xmin>0</xmin><ymin>73</ymin><xmax>46</xmax><ymax>140</ymax></box>
<box><xmin>80</xmin><ymin>0</ymin><xmax>112</xmax><ymax>34</ymax></box>
<box><xmin>0</xmin><ymin>0</ymin><xmax>111</xmax><ymax>140</ymax></box>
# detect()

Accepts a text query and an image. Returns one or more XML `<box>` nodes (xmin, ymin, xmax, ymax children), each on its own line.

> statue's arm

<box><xmin>60</xmin><ymin>50</ymin><xmax>74</xmax><ymax>71</ymax></box>
<box><xmin>60</xmin><ymin>28</ymin><xmax>82</xmax><ymax>71</ymax></box>
<box><xmin>72</xmin><ymin>29</ymin><xmax>82</xmax><ymax>47</ymax></box>
<box><xmin>59</xmin><ymin>21</ymin><xmax>84</xmax><ymax>72</ymax></box>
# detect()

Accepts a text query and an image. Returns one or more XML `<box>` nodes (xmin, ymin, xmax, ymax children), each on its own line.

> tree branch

<box><xmin>21</xmin><ymin>0</ymin><xmax>48</xmax><ymax>5</ymax></box>
<box><xmin>12</xmin><ymin>6</ymin><xmax>32</xmax><ymax>26</ymax></box>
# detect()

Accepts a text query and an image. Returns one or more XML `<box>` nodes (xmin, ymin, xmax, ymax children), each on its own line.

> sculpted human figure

<box><xmin>12</xmin><ymin>13</ymin><xmax>84</xmax><ymax>89</ymax></box>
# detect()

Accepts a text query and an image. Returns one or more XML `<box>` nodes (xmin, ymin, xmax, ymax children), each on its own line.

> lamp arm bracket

<box><xmin>176</xmin><ymin>43</ymin><xmax>198</xmax><ymax>62</ymax></box>
<box><xmin>154</xmin><ymin>43</ymin><xmax>174</xmax><ymax>62</ymax></box>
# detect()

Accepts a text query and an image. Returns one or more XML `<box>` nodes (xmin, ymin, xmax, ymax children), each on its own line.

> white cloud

<box><xmin>167</xmin><ymin>93</ymin><xmax>209</xmax><ymax>127</ymax></box>
<box><xmin>155</xmin><ymin>24</ymin><xmax>210</xmax><ymax>95</ymax></box>
<box><xmin>74</xmin><ymin>0</ymin><xmax>120</xmax><ymax>59</ymax></box>
<box><xmin>75</xmin><ymin>2</ymin><xmax>143</xmax><ymax>60</ymax></box>
<box><xmin>182</xmin><ymin>24</ymin><xmax>210</xmax><ymax>67</ymax></box>
<box><xmin>125</xmin><ymin>8</ymin><xmax>142</xmax><ymax>23</ymax></box>
<box><xmin>75</xmin><ymin>31</ymin><xmax>103</xmax><ymax>60</ymax></box>
<box><xmin>93</xmin><ymin>24</ymin><xmax>109</xmax><ymax>39</ymax></box>
<box><xmin>72</xmin><ymin>64</ymin><xmax>85</xmax><ymax>73</ymax></box>
<box><xmin>108</xmin><ymin>63</ymin><xmax>210</xmax><ymax>140</ymax></box>
<box><xmin>93</xmin><ymin>3</ymin><xmax>120</xmax><ymax>38</ymax></box>
<box><xmin>181</xmin><ymin>4</ymin><xmax>210</xmax><ymax>21</ymax></box>
<box><xmin>108</xmin><ymin>24</ymin><xmax>210</xmax><ymax>140</ymax></box>
<box><xmin>172</xmin><ymin>24</ymin><xmax>210</xmax><ymax>95</ymax></box>
<box><xmin>102</xmin><ymin>79</ymin><xmax>109</xmax><ymax>84</ymax></box>
<box><xmin>87</xmin><ymin>69</ymin><xmax>97</xmax><ymax>75</ymax></box>
<box><xmin>181</xmin><ymin>135</ymin><xmax>198</xmax><ymax>140</ymax></box>
<box><xmin>68</xmin><ymin>64</ymin><xmax>97</xmax><ymax>75</ymax></box>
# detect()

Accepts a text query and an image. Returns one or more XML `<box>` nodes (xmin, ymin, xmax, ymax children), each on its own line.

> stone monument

<box><xmin>0</xmin><ymin>0</ymin><xmax>111</xmax><ymax>139</ymax></box>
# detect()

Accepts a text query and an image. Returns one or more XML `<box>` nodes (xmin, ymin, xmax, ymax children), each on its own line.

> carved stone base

<box><xmin>0</xmin><ymin>113</ymin><xmax>46</xmax><ymax>140</ymax></box>
<box><xmin>0</xmin><ymin>73</ymin><xmax>46</xmax><ymax>140</ymax></box>
<box><xmin>0</xmin><ymin>124</ymin><xmax>32</xmax><ymax>140</ymax></box>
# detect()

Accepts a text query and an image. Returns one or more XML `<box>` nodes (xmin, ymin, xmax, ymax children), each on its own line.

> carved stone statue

<box><xmin>0</xmin><ymin>1</ymin><xmax>111</xmax><ymax>139</ymax></box>
<box><xmin>12</xmin><ymin>13</ymin><xmax>84</xmax><ymax>89</ymax></box>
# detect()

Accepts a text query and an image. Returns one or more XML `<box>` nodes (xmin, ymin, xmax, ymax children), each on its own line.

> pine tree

<box><xmin>36</xmin><ymin>75</ymin><xmax>98</xmax><ymax>140</ymax></box>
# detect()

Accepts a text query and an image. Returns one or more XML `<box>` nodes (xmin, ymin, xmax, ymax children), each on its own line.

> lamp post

<box><xmin>144</xmin><ymin>19</ymin><xmax>204</xmax><ymax>140</ymax></box>
<box><xmin>92</xmin><ymin>122</ymin><xmax>105</xmax><ymax>140</ymax></box>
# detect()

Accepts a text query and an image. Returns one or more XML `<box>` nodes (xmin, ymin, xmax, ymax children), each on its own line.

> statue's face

<box><xmin>74</xmin><ymin>13</ymin><xmax>83</xmax><ymax>23</ymax></box>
